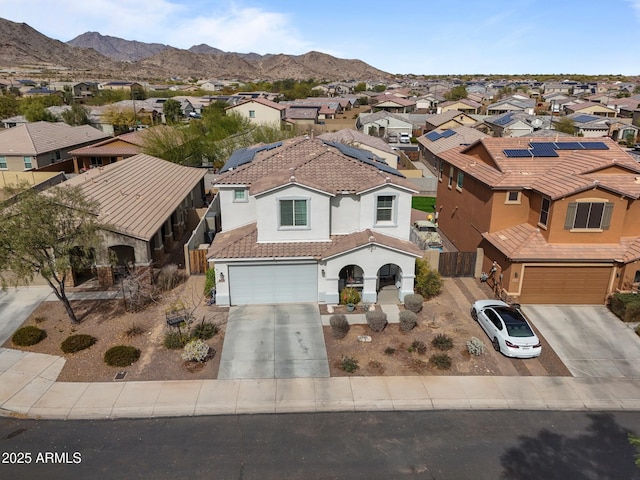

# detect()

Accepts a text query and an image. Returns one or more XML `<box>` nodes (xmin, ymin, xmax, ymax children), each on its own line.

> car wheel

<box><xmin>492</xmin><ymin>337</ymin><xmax>500</xmax><ymax>353</ymax></box>
<box><xmin>471</xmin><ymin>308</ymin><xmax>478</xmax><ymax>321</ymax></box>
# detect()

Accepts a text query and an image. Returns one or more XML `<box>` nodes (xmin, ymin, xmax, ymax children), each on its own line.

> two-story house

<box><xmin>207</xmin><ymin>137</ymin><xmax>422</xmax><ymax>306</ymax></box>
<box><xmin>435</xmin><ymin>137</ymin><xmax>640</xmax><ymax>304</ymax></box>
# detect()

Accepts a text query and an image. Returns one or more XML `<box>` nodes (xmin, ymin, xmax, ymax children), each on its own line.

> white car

<box><xmin>470</xmin><ymin>300</ymin><xmax>541</xmax><ymax>358</ymax></box>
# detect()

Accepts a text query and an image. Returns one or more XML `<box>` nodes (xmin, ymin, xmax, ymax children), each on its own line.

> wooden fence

<box><xmin>188</xmin><ymin>248</ymin><xmax>208</xmax><ymax>275</ymax></box>
<box><xmin>437</xmin><ymin>251</ymin><xmax>477</xmax><ymax>277</ymax></box>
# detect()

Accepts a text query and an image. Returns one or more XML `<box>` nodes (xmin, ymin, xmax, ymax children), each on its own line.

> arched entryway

<box><xmin>377</xmin><ymin>263</ymin><xmax>402</xmax><ymax>303</ymax></box>
<box><xmin>70</xmin><ymin>246</ymin><xmax>96</xmax><ymax>286</ymax></box>
<box><xmin>338</xmin><ymin>264</ymin><xmax>364</xmax><ymax>297</ymax></box>
<box><xmin>108</xmin><ymin>245</ymin><xmax>135</xmax><ymax>279</ymax></box>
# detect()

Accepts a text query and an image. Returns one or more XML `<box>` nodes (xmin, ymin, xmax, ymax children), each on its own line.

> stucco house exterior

<box><xmin>225</xmin><ymin>97</ymin><xmax>286</xmax><ymax>128</ymax></box>
<box><xmin>0</xmin><ymin>122</ymin><xmax>109</xmax><ymax>172</ymax></box>
<box><xmin>434</xmin><ymin>136</ymin><xmax>640</xmax><ymax>305</ymax></box>
<box><xmin>59</xmin><ymin>154</ymin><xmax>206</xmax><ymax>287</ymax></box>
<box><xmin>207</xmin><ymin>137</ymin><xmax>423</xmax><ymax>306</ymax></box>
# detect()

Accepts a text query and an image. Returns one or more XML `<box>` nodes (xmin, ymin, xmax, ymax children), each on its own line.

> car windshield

<box><xmin>495</xmin><ymin>307</ymin><xmax>534</xmax><ymax>337</ymax></box>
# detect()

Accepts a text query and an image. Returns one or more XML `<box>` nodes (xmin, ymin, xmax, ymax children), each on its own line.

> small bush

<box><xmin>408</xmin><ymin>340</ymin><xmax>427</xmax><ymax>355</ymax></box>
<box><xmin>155</xmin><ymin>264</ymin><xmax>186</xmax><ymax>291</ymax></box>
<box><xmin>404</xmin><ymin>294</ymin><xmax>424</xmax><ymax>313</ymax></box>
<box><xmin>415</xmin><ymin>258</ymin><xmax>443</xmax><ymax>298</ymax></box>
<box><xmin>12</xmin><ymin>326</ymin><xmax>46</xmax><ymax>346</ymax></box>
<box><xmin>329</xmin><ymin>314</ymin><xmax>350</xmax><ymax>339</ymax></box>
<box><xmin>609</xmin><ymin>293</ymin><xmax>640</xmax><ymax>322</ymax></box>
<box><xmin>191</xmin><ymin>321</ymin><xmax>219</xmax><ymax>340</ymax></box>
<box><xmin>34</xmin><ymin>316</ymin><xmax>47</xmax><ymax>324</ymax></box>
<box><xmin>182</xmin><ymin>339</ymin><xmax>210</xmax><ymax>362</ymax></box>
<box><xmin>384</xmin><ymin>346</ymin><xmax>396</xmax><ymax>355</ymax></box>
<box><xmin>432</xmin><ymin>333</ymin><xmax>454</xmax><ymax>351</ymax></box>
<box><xmin>467</xmin><ymin>337</ymin><xmax>487</xmax><ymax>356</ymax></box>
<box><xmin>340</xmin><ymin>356</ymin><xmax>359</xmax><ymax>373</ymax></box>
<box><xmin>429</xmin><ymin>353</ymin><xmax>452</xmax><ymax>370</ymax></box>
<box><xmin>399</xmin><ymin>310</ymin><xmax>418</xmax><ymax>331</ymax></box>
<box><xmin>409</xmin><ymin>358</ymin><xmax>428</xmax><ymax>373</ymax></box>
<box><xmin>368</xmin><ymin>360</ymin><xmax>385</xmax><ymax>374</ymax></box>
<box><xmin>104</xmin><ymin>345</ymin><xmax>141</xmax><ymax>367</ymax></box>
<box><xmin>61</xmin><ymin>334</ymin><xmax>96</xmax><ymax>354</ymax></box>
<box><xmin>164</xmin><ymin>331</ymin><xmax>188</xmax><ymax>350</ymax></box>
<box><xmin>366</xmin><ymin>310</ymin><xmax>388</xmax><ymax>332</ymax></box>
<box><xmin>124</xmin><ymin>323</ymin><xmax>145</xmax><ymax>338</ymax></box>
<box><xmin>340</xmin><ymin>287</ymin><xmax>361</xmax><ymax>305</ymax></box>
<box><xmin>204</xmin><ymin>268</ymin><xmax>216</xmax><ymax>296</ymax></box>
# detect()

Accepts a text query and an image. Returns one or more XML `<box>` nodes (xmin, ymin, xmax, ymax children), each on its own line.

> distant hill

<box><xmin>0</xmin><ymin>18</ymin><xmax>391</xmax><ymax>81</ymax></box>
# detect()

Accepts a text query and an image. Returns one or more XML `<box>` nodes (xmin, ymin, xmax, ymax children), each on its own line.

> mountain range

<box><xmin>0</xmin><ymin>18</ymin><xmax>390</xmax><ymax>81</ymax></box>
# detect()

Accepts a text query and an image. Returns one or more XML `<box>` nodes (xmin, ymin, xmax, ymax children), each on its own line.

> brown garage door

<box><xmin>519</xmin><ymin>266</ymin><xmax>611</xmax><ymax>304</ymax></box>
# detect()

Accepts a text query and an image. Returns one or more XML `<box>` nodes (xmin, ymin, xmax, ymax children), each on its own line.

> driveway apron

<box><xmin>218</xmin><ymin>304</ymin><xmax>329</xmax><ymax>379</ymax></box>
<box><xmin>523</xmin><ymin>305</ymin><xmax>640</xmax><ymax>378</ymax></box>
<box><xmin>0</xmin><ymin>287</ymin><xmax>51</xmax><ymax>344</ymax></box>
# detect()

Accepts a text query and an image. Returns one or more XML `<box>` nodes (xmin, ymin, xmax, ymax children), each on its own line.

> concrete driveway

<box><xmin>0</xmin><ymin>287</ymin><xmax>51</xmax><ymax>344</ymax></box>
<box><xmin>523</xmin><ymin>305</ymin><xmax>640</xmax><ymax>378</ymax></box>
<box><xmin>218</xmin><ymin>304</ymin><xmax>329</xmax><ymax>380</ymax></box>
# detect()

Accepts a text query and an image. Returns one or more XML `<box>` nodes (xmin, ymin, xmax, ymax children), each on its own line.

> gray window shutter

<box><xmin>602</xmin><ymin>202</ymin><xmax>614</xmax><ymax>230</ymax></box>
<box><xmin>564</xmin><ymin>202</ymin><xmax>577</xmax><ymax>230</ymax></box>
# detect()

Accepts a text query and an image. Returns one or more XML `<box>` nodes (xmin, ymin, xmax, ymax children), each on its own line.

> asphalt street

<box><xmin>2</xmin><ymin>410</ymin><xmax>640</xmax><ymax>480</ymax></box>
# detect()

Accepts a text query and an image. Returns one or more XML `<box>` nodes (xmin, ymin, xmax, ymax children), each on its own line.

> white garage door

<box><xmin>228</xmin><ymin>264</ymin><xmax>318</xmax><ymax>305</ymax></box>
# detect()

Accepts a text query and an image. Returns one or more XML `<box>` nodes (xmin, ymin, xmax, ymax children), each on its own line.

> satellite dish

<box><xmin>531</xmin><ymin>118</ymin><xmax>543</xmax><ymax>128</ymax></box>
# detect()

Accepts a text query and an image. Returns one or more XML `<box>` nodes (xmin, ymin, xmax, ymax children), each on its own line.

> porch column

<box><xmin>399</xmin><ymin>275</ymin><xmax>416</xmax><ymax>302</ymax></box>
<box><xmin>362</xmin><ymin>276</ymin><xmax>377</xmax><ymax>304</ymax></box>
<box><xmin>325</xmin><ymin>277</ymin><xmax>340</xmax><ymax>304</ymax></box>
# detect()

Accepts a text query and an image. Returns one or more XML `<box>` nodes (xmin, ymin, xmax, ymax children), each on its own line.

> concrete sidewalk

<box><xmin>2</xmin><ymin>347</ymin><xmax>640</xmax><ymax>420</ymax></box>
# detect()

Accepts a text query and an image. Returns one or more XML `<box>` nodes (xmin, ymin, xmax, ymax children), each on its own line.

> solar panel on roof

<box><xmin>553</xmin><ymin>142</ymin><xmax>584</xmax><ymax>150</ymax></box>
<box><xmin>323</xmin><ymin>140</ymin><xmax>405</xmax><ymax>177</ymax></box>
<box><xmin>493</xmin><ymin>112</ymin><xmax>515</xmax><ymax>126</ymax></box>
<box><xmin>503</xmin><ymin>149</ymin><xmax>532</xmax><ymax>158</ymax></box>
<box><xmin>441</xmin><ymin>129</ymin><xmax>456</xmax><ymax>138</ymax></box>
<box><xmin>425</xmin><ymin>131</ymin><xmax>441</xmax><ymax>141</ymax></box>
<box><xmin>579</xmin><ymin>141</ymin><xmax>609</xmax><ymax>150</ymax></box>
<box><xmin>530</xmin><ymin>147</ymin><xmax>558</xmax><ymax>157</ymax></box>
<box><xmin>572</xmin><ymin>114</ymin><xmax>600</xmax><ymax>123</ymax></box>
<box><xmin>529</xmin><ymin>142</ymin><xmax>554</xmax><ymax>149</ymax></box>
<box><xmin>219</xmin><ymin>141</ymin><xmax>284</xmax><ymax>173</ymax></box>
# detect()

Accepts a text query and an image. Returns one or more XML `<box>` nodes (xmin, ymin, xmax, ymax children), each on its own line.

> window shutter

<box><xmin>564</xmin><ymin>202</ymin><xmax>577</xmax><ymax>230</ymax></box>
<box><xmin>602</xmin><ymin>203</ymin><xmax>614</xmax><ymax>230</ymax></box>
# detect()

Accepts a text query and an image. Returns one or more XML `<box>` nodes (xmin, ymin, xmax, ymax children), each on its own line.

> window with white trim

<box><xmin>456</xmin><ymin>171</ymin><xmax>464</xmax><ymax>191</ymax></box>
<box><xmin>0</xmin><ymin>156</ymin><xmax>6</xmax><ymax>169</ymax></box>
<box><xmin>438</xmin><ymin>160</ymin><xmax>443</xmax><ymax>181</ymax></box>
<box><xmin>376</xmin><ymin>195</ymin><xmax>395</xmax><ymax>223</ymax></box>
<box><xmin>539</xmin><ymin>196</ymin><xmax>550</xmax><ymax>227</ymax></box>
<box><xmin>280</xmin><ymin>199</ymin><xmax>308</xmax><ymax>227</ymax></box>
<box><xmin>506</xmin><ymin>191</ymin><xmax>520</xmax><ymax>204</ymax></box>
<box><xmin>233</xmin><ymin>189</ymin><xmax>247</xmax><ymax>202</ymax></box>
<box><xmin>564</xmin><ymin>201</ymin><xmax>613</xmax><ymax>230</ymax></box>
<box><xmin>249</xmin><ymin>110</ymin><xmax>255</xmax><ymax>118</ymax></box>
<box><xmin>23</xmin><ymin>156</ymin><xmax>32</xmax><ymax>169</ymax></box>
<box><xmin>448</xmin><ymin>166</ymin><xmax>454</xmax><ymax>188</ymax></box>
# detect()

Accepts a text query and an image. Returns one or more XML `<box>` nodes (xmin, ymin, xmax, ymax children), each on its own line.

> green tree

<box><xmin>373</xmin><ymin>85</ymin><xmax>386</xmax><ymax>92</ymax></box>
<box><xmin>60</xmin><ymin>104</ymin><xmax>92</xmax><ymax>126</ymax></box>
<box><xmin>415</xmin><ymin>258</ymin><xmax>443</xmax><ymax>298</ymax></box>
<box><xmin>554</xmin><ymin>117</ymin><xmax>576</xmax><ymax>135</ymax></box>
<box><xmin>354</xmin><ymin>82</ymin><xmax>367</xmax><ymax>92</ymax></box>
<box><xmin>444</xmin><ymin>85</ymin><xmax>468</xmax><ymax>101</ymax></box>
<box><xmin>103</xmin><ymin>106</ymin><xmax>138</xmax><ymax>135</ymax></box>
<box><xmin>0</xmin><ymin>184</ymin><xmax>103</xmax><ymax>323</ymax></box>
<box><xmin>163</xmin><ymin>98</ymin><xmax>182</xmax><ymax>124</ymax></box>
<box><xmin>19</xmin><ymin>97</ymin><xmax>61</xmax><ymax>122</ymax></box>
<box><xmin>0</xmin><ymin>95</ymin><xmax>19</xmax><ymax>119</ymax></box>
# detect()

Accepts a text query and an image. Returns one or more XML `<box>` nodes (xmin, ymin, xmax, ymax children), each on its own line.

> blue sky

<box><xmin>1</xmin><ymin>0</ymin><xmax>639</xmax><ymax>75</ymax></box>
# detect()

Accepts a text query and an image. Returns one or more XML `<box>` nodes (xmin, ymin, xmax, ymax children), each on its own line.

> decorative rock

<box><xmin>357</xmin><ymin>335</ymin><xmax>372</xmax><ymax>342</ymax></box>
<box><xmin>327</xmin><ymin>305</ymin><xmax>334</xmax><ymax>313</ymax></box>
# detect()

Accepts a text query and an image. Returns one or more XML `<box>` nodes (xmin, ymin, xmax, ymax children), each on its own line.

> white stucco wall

<box><xmin>229</xmin><ymin>101</ymin><xmax>282</xmax><ymax>126</ymax></box>
<box><xmin>321</xmin><ymin>246</ymin><xmax>417</xmax><ymax>304</ymax></box>
<box><xmin>359</xmin><ymin>186</ymin><xmax>413</xmax><ymax>240</ymax></box>
<box><xmin>255</xmin><ymin>184</ymin><xmax>331</xmax><ymax>242</ymax></box>
<box><xmin>330</xmin><ymin>195</ymin><xmax>360</xmax><ymax>234</ymax></box>
<box><xmin>218</xmin><ymin>187</ymin><xmax>257</xmax><ymax>231</ymax></box>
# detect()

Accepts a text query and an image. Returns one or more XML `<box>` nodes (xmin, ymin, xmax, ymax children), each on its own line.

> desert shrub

<box><xmin>61</xmin><ymin>334</ymin><xmax>96</xmax><ymax>353</ymax></box>
<box><xmin>191</xmin><ymin>321</ymin><xmax>219</xmax><ymax>340</ymax></box>
<box><xmin>34</xmin><ymin>316</ymin><xmax>47</xmax><ymax>324</ymax></box>
<box><xmin>408</xmin><ymin>340</ymin><xmax>427</xmax><ymax>355</ymax></box>
<box><xmin>404</xmin><ymin>294</ymin><xmax>424</xmax><ymax>313</ymax></box>
<box><xmin>609</xmin><ymin>293</ymin><xmax>640</xmax><ymax>322</ymax></box>
<box><xmin>431</xmin><ymin>333</ymin><xmax>454</xmax><ymax>351</ymax></box>
<box><xmin>399</xmin><ymin>310</ymin><xmax>418</xmax><ymax>331</ymax></box>
<box><xmin>340</xmin><ymin>287</ymin><xmax>361</xmax><ymax>305</ymax></box>
<box><xmin>467</xmin><ymin>337</ymin><xmax>487</xmax><ymax>356</ymax></box>
<box><xmin>164</xmin><ymin>331</ymin><xmax>189</xmax><ymax>349</ymax></box>
<box><xmin>366</xmin><ymin>310</ymin><xmax>388</xmax><ymax>332</ymax></box>
<box><xmin>329</xmin><ymin>314</ymin><xmax>350</xmax><ymax>339</ymax></box>
<box><xmin>340</xmin><ymin>356</ymin><xmax>359</xmax><ymax>373</ymax></box>
<box><xmin>636</xmin><ymin>325</ymin><xmax>640</xmax><ymax>338</ymax></box>
<box><xmin>368</xmin><ymin>360</ymin><xmax>385</xmax><ymax>374</ymax></box>
<box><xmin>384</xmin><ymin>346</ymin><xmax>396</xmax><ymax>355</ymax></box>
<box><xmin>415</xmin><ymin>258</ymin><xmax>443</xmax><ymax>298</ymax></box>
<box><xmin>155</xmin><ymin>263</ymin><xmax>186</xmax><ymax>291</ymax></box>
<box><xmin>104</xmin><ymin>345</ymin><xmax>141</xmax><ymax>367</ymax></box>
<box><xmin>181</xmin><ymin>339</ymin><xmax>210</xmax><ymax>362</ymax></box>
<box><xmin>429</xmin><ymin>353</ymin><xmax>452</xmax><ymax>370</ymax></box>
<box><xmin>409</xmin><ymin>358</ymin><xmax>428</xmax><ymax>373</ymax></box>
<box><xmin>12</xmin><ymin>326</ymin><xmax>46</xmax><ymax>346</ymax></box>
<box><xmin>204</xmin><ymin>268</ymin><xmax>216</xmax><ymax>296</ymax></box>
<box><xmin>124</xmin><ymin>323</ymin><xmax>145</xmax><ymax>338</ymax></box>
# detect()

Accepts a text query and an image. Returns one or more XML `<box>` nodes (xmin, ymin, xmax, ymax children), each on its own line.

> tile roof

<box><xmin>227</xmin><ymin>97</ymin><xmax>287</xmax><ymax>111</ymax></box>
<box><xmin>317</xmin><ymin>129</ymin><xmax>396</xmax><ymax>155</ymax></box>
<box><xmin>416</xmin><ymin>126</ymin><xmax>486</xmax><ymax>154</ymax></box>
<box><xmin>213</xmin><ymin>137</ymin><xmax>417</xmax><ymax>196</ymax></box>
<box><xmin>208</xmin><ymin>223</ymin><xmax>422</xmax><ymax>260</ymax></box>
<box><xmin>68</xmin><ymin>131</ymin><xmax>146</xmax><ymax>156</ymax></box>
<box><xmin>0</xmin><ymin>122</ymin><xmax>109</xmax><ymax>156</ymax></box>
<box><xmin>439</xmin><ymin>136</ymin><xmax>640</xmax><ymax>198</ymax></box>
<box><xmin>425</xmin><ymin>110</ymin><xmax>472</xmax><ymax>127</ymax></box>
<box><xmin>60</xmin><ymin>154</ymin><xmax>206</xmax><ymax>241</ymax></box>
<box><xmin>483</xmin><ymin>223</ymin><xmax>640</xmax><ymax>262</ymax></box>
